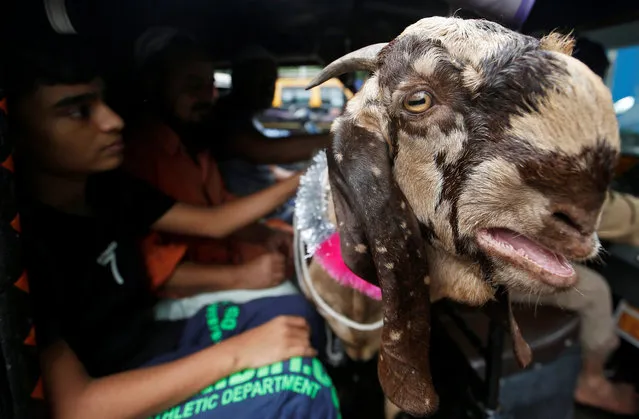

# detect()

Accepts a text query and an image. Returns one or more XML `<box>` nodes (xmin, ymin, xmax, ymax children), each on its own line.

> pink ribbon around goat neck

<box><xmin>312</xmin><ymin>232</ymin><xmax>382</xmax><ymax>301</ymax></box>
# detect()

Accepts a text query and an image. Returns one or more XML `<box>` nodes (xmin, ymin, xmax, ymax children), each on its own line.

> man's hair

<box><xmin>231</xmin><ymin>45</ymin><xmax>276</xmax><ymax>79</ymax></box>
<box><xmin>135</xmin><ymin>28</ymin><xmax>211</xmax><ymax>82</ymax></box>
<box><xmin>232</xmin><ymin>45</ymin><xmax>275</xmax><ymax>69</ymax></box>
<box><xmin>5</xmin><ymin>35</ymin><xmax>102</xmax><ymax>106</ymax></box>
<box><xmin>572</xmin><ymin>37</ymin><xmax>610</xmax><ymax>80</ymax></box>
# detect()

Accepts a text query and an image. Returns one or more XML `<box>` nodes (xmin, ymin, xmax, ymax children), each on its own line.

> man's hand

<box><xmin>232</xmin><ymin>223</ymin><xmax>295</xmax><ymax>277</ymax></box>
<box><xmin>264</xmin><ymin>228</ymin><xmax>294</xmax><ymax>261</ymax></box>
<box><xmin>240</xmin><ymin>253</ymin><xmax>287</xmax><ymax>289</ymax></box>
<box><xmin>231</xmin><ymin>316</ymin><xmax>317</xmax><ymax>370</ymax></box>
<box><xmin>269</xmin><ymin>165</ymin><xmax>296</xmax><ymax>181</ymax></box>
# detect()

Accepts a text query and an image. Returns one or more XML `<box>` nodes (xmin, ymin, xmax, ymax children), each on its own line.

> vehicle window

<box><xmin>606</xmin><ymin>45</ymin><xmax>639</xmax><ymax>155</ymax></box>
<box><xmin>250</xmin><ymin>66</ymin><xmax>353</xmax><ymax>136</ymax></box>
<box><xmin>320</xmin><ymin>86</ymin><xmax>345</xmax><ymax>110</ymax></box>
<box><xmin>214</xmin><ymin>70</ymin><xmax>232</xmax><ymax>98</ymax></box>
<box><xmin>281</xmin><ymin>87</ymin><xmax>312</xmax><ymax>109</ymax></box>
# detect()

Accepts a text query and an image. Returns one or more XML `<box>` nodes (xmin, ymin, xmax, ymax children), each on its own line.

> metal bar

<box><xmin>430</xmin><ymin>303</ymin><xmax>487</xmax><ymax>416</ymax></box>
<box><xmin>484</xmin><ymin>318</ymin><xmax>505</xmax><ymax>412</ymax></box>
<box><xmin>440</xmin><ymin>302</ymin><xmax>488</xmax><ymax>358</ymax></box>
<box><xmin>431</xmin><ymin>313</ymin><xmax>484</xmax><ymax>418</ymax></box>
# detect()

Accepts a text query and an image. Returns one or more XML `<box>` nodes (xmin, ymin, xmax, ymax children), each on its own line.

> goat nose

<box><xmin>550</xmin><ymin>205</ymin><xmax>599</xmax><ymax>236</ymax></box>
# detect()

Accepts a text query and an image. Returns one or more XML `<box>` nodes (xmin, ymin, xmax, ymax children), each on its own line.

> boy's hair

<box><xmin>5</xmin><ymin>35</ymin><xmax>102</xmax><ymax>106</ymax></box>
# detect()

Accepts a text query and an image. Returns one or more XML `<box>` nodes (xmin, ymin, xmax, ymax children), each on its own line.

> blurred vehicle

<box><xmin>263</xmin><ymin>76</ymin><xmax>353</xmax><ymax>133</ymax></box>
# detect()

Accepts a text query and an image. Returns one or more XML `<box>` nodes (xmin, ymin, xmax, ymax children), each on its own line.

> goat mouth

<box><xmin>476</xmin><ymin>228</ymin><xmax>576</xmax><ymax>288</ymax></box>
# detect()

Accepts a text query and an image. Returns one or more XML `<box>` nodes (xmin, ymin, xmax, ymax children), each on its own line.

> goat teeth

<box><xmin>498</xmin><ymin>241</ymin><xmax>514</xmax><ymax>251</ymax></box>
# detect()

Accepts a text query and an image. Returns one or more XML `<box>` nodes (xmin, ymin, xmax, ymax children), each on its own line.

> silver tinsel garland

<box><xmin>294</xmin><ymin>150</ymin><xmax>336</xmax><ymax>258</ymax></box>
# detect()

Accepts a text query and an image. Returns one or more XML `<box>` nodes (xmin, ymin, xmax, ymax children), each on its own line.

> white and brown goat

<box><xmin>294</xmin><ymin>16</ymin><xmax>620</xmax><ymax>418</ymax></box>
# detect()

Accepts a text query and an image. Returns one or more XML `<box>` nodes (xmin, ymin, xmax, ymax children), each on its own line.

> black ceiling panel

<box><xmin>4</xmin><ymin>0</ymin><xmax>639</xmax><ymax>64</ymax></box>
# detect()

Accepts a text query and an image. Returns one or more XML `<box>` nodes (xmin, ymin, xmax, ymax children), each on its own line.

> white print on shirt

<box><xmin>97</xmin><ymin>241</ymin><xmax>124</xmax><ymax>285</ymax></box>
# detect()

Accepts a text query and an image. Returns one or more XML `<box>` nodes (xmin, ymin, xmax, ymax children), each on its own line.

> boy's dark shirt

<box><xmin>20</xmin><ymin>169</ymin><xmax>185</xmax><ymax>377</ymax></box>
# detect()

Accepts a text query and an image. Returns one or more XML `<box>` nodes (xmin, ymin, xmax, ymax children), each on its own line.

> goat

<box><xmin>294</xmin><ymin>16</ymin><xmax>620</xmax><ymax>418</ymax></box>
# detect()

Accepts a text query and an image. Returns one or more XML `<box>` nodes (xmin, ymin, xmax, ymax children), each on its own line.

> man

<box><xmin>11</xmin><ymin>35</ymin><xmax>339</xmax><ymax>419</ymax></box>
<box><xmin>124</xmin><ymin>30</ymin><xmax>301</xmax><ymax>316</ymax></box>
<box><xmin>213</xmin><ymin>45</ymin><xmax>332</xmax><ymax>213</ymax></box>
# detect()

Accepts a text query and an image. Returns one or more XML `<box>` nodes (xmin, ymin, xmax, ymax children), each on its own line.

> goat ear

<box><xmin>327</xmin><ymin>119</ymin><xmax>439</xmax><ymax>416</ymax></box>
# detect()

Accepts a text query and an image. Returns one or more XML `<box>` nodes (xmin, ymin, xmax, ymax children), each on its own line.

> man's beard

<box><xmin>165</xmin><ymin>113</ymin><xmax>212</xmax><ymax>155</ymax></box>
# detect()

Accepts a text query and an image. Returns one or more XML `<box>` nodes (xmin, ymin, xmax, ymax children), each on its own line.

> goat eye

<box><xmin>403</xmin><ymin>91</ymin><xmax>433</xmax><ymax>113</ymax></box>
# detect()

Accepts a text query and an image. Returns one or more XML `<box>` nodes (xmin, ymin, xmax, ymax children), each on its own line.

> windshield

<box><xmin>320</xmin><ymin>86</ymin><xmax>345</xmax><ymax>109</ymax></box>
<box><xmin>281</xmin><ymin>87</ymin><xmax>312</xmax><ymax>109</ymax></box>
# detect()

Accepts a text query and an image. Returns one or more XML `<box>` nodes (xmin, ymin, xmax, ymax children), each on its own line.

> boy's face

<box><xmin>163</xmin><ymin>59</ymin><xmax>218</xmax><ymax>125</ymax></box>
<box><xmin>16</xmin><ymin>79</ymin><xmax>125</xmax><ymax>176</ymax></box>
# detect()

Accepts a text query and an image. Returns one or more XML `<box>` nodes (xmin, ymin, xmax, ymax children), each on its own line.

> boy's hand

<box><xmin>232</xmin><ymin>316</ymin><xmax>317</xmax><ymax>369</ymax></box>
<box><xmin>240</xmin><ymin>253</ymin><xmax>286</xmax><ymax>289</ymax></box>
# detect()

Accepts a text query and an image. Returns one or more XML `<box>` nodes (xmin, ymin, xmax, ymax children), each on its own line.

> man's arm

<box><xmin>42</xmin><ymin>316</ymin><xmax>315</xmax><ymax>419</ymax></box>
<box><xmin>152</xmin><ymin>173</ymin><xmax>301</xmax><ymax>239</ymax></box>
<box><xmin>232</xmin><ymin>223</ymin><xmax>294</xmax><ymax>262</ymax></box>
<box><xmin>229</xmin><ymin>131</ymin><xmax>331</xmax><ymax>165</ymax></box>
<box><xmin>161</xmin><ymin>263</ymin><xmax>248</xmax><ymax>295</ymax></box>
<box><xmin>163</xmin><ymin>253</ymin><xmax>286</xmax><ymax>296</ymax></box>
<box><xmin>232</xmin><ymin>223</ymin><xmax>276</xmax><ymax>243</ymax></box>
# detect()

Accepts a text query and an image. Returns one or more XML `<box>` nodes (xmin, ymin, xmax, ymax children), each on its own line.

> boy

<box><xmin>10</xmin><ymin>36</ymin><xmax>340</xmax><ymax>419</ymax></box>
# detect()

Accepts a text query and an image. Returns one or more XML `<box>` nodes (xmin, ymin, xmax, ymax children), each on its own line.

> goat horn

<box><xmin>306</xmin><ymin>43</ymin><xmax>388</xmax><ymax>90</ymax></box>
